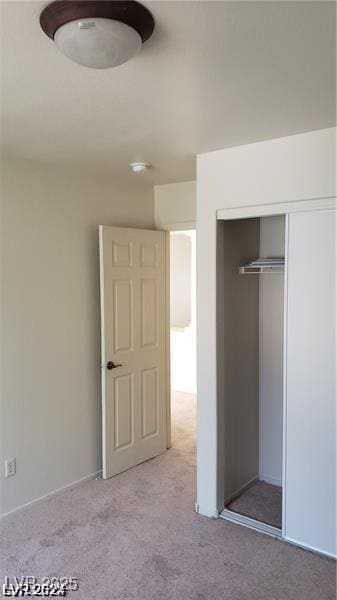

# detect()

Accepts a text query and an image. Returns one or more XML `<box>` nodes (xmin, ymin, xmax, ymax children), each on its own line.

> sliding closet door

<box><xmin>285</xmin><ymin>209</ymin><xmax>336</xmax><ymax>557</ymax></box>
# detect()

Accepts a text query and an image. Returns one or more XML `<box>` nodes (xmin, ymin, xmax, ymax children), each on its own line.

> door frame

<box><xmin>216</xmin><ymin>196</ymin><xmax>336</xmax><ymax>541</ymax></box>
<box><xmin>163</xmin><ymin>221</ymin><xmax>196</xmax><ymax>232</ymax></box>
<box><xmin>165</xmin><ymin>231</ymin><xmax>171</xmax><ymax>448</ymax></box>
<box><xmin>160</xmin><ymin>220</ymin><xmax>196</xmax><ymax>449</ymax></box>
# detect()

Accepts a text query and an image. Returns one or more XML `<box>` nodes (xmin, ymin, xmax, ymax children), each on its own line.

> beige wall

<box><xmin>170</xmin><ymin>233</ymin><xmax>192</xmax><ymax>328</ymax></box>
<box><xmin>0</xmin><ymin>156</ymin><xmax>154</xmax><ymax>515</ymax></box>
<box><xmin>154</xmin><ymin>181</ymin><xmax>196</xmax><ymax>229</ymax></box>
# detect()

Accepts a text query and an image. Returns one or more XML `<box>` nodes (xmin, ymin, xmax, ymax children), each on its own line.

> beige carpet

<box><xmin>0</xmin><ymin>391</ymin><xmax>335</xmax><ymax>599</ymax></box>
<box><xmin>227</xmin><ymin>480</ymin><xmax>282</xmax><ymax>529</ymax></box>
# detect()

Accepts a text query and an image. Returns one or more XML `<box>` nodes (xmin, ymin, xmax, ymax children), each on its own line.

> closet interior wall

<box><xmin>218</xmin><ymin>218</ymin><xmax>260</xmax><ymax>503</ymax></box>
<box><xmin>217</xmin><ymin>216</ymin><xmax>285</xmax><ymax>508</ymax></box>
<box><xmin>259</xmin><ymin>216</ymin><xmax>285</xmax><ymax>486</ymax></box>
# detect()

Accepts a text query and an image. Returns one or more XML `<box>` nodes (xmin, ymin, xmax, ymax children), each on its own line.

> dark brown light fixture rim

<box><xmin>40</xmin><ymin>0</ymin><xmax>155</xmax><ymax>43</ymax></box>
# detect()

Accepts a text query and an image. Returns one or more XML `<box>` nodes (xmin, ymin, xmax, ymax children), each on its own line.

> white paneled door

<box><xmin>99</xmin><ymin>226</ymin><xmax>168</xmax><ymax>479</ymax></box>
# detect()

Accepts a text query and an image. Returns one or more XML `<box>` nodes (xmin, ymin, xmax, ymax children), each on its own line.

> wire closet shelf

<box><xmin>239</xmin><ymin>257</ymin><xmax>285</xmax><ymax>275</ymax></box>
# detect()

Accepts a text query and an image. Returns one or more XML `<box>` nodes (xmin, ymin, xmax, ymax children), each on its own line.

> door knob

<box><xmin>106</xmin><ymin>361</ymin><xmax>122</xmax><ymax>370</ymax></box>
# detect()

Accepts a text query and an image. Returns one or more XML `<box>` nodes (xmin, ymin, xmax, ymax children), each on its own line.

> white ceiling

<box><xmin>1</xmin><ymin>1</ymin><xmax>336</xmax><ymax>184</ymax></box>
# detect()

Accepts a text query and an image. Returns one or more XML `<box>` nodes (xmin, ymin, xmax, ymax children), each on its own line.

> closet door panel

<box><xmin>285</xmin><ymin>209</ymin><xmax>336</xmax><ymax>557</ymax></box>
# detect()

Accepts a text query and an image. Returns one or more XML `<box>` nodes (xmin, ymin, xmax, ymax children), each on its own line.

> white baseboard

<box><xmin>224</xmin><ymin>474</ymin><xmax>259</xmax><ymax>505</ymax></box>
<box><xmin>195</xmin><ymin>502</ymin><xmax>219</xmax><ymax>518</ymax></box>
<box><xmin>0</xmin><ymin>470</ymin><xmax>102</xmax><ymax>519</ymax></box>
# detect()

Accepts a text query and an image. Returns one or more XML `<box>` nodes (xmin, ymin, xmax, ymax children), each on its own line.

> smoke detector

<box><xmin>130</xmin><ymin>162</ymin><xmax>150</xmax><ymax>174</ymax></box>
<box><xmin>40</xmin><ymin>1</ymin><xmax>155</xmax><ymax>69</ymax></box>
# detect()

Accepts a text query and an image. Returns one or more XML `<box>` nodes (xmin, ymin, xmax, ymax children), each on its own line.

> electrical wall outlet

<box><xmin>5</xmin><ymin>458</ymin><xmax>16</xmax><ymax>478</ymax></box>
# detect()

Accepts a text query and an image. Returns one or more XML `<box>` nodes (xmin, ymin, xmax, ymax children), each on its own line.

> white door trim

<box><xmin>282</xmin><ymin>214</ymin><xmax>290</xmax><ymax>537</ymax></box>
<box><xmin>159</xmin><ymin>221</ymin><xmax>196</xmax><ymax>231</ymax></box>
<box><xmin>165</xmin><ymin>231</ymin><xmax>171</xmax><ymax>448</ymax></box>
<box><xmin>217</xmin><ymin>196</ymin><xmax>336</xmax><ymax>221</ymax></box>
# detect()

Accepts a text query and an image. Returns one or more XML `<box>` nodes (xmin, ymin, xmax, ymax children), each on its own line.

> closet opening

<box><xmin>217</xmin><ymin>214</ymin><xmax>286</xmax><ymax>535</ymax></box>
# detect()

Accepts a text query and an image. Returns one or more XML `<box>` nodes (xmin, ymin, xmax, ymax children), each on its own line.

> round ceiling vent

<box><xmin>40</xmin><ymin>1</ymin><xmax>155</xmax><ymax>69</ymax></box>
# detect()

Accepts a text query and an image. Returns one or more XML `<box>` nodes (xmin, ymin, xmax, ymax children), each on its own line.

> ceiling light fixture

<box><xmin>130</xmin><ymin>162</ymin><xmax>150</xmax><ymax>174</ymax></box>
<box><xmin>40</xmin><ymin>1</ymin><xmax>155</xmax><ymax>69</ymax></box>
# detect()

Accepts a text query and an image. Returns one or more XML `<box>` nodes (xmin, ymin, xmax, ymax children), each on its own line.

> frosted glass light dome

<box><xmin>54</xmin><ymin>18</ymin><xmax>142</xmax><ymax>69</ymax></box>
